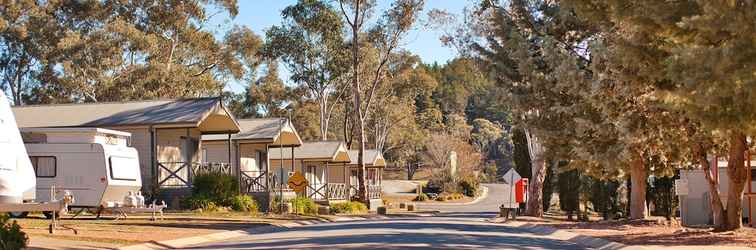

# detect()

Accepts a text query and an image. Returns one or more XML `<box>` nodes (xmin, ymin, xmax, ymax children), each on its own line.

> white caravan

<box><xmin>19</xmin><ymin>127</ymin><xmax>142</xmax><ymax>214</ymax></box>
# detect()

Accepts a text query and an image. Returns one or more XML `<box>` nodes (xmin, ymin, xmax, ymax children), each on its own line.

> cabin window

<box><xmin>30</xmin><ymin>156</ymin><xmax>56</xmax><ymax>178</ymax></box>
<box><xmin>109</xmin><ymin>156</ymin><xmax>140</xmax><ymax>181</ymax></box>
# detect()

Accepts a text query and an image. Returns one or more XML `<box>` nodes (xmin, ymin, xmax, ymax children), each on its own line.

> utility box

<box><xmin>515</xmin><ymin>178</ymin><xmax>528</xmax><ymax>203</ymax></box>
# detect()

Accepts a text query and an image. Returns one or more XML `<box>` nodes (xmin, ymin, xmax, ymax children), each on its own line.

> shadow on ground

<box><xmin>189</xmin><ymin>214</ymin><xmax>586</xmax><ymax>250</ymax></box>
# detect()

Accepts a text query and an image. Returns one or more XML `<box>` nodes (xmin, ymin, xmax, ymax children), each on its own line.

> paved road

<box><xmin>417</xmin><ymin>183</ymin><xmax>508</xmax><ymax>214</ymax></box>
<box><xmin>190</xmin><ymin>184</ymin><xmax>588</xmax><ymax>250</ymax></box>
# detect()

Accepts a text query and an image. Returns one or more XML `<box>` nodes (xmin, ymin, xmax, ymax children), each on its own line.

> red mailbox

<box><xmin>515</xmin><ymin>178</ymin><xmax>528</xmax><ymax>203</ymax></box>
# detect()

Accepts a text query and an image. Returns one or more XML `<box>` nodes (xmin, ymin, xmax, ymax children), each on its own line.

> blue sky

<box><xmin>208</xmin><ymin>0</ymin><xmax>471</xmax><ymax>92</ymax></box>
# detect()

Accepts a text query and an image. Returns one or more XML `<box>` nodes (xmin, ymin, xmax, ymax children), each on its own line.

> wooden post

<box><xmin>325</xmin><ymin>162</ymin><xmax>329</xmax><ymax>200</ymax></box>
<box><xmin>150</xmin><ymin>126</ymin><xmax>157</xmax><ymax>192</ymax></box>
<box><xmin>291</xmin><ymin>147</ymin><xmax>296</xmax><ymax>172</ymax></box>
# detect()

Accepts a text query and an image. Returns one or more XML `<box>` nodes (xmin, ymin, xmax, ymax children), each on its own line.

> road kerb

<box><xmin>417</xmin><ymin>186</ymin><xmax>489</xmax><ymax>206</ymax></box>
<box><xmin>117</xmin><ymin>214</ymin><xmax>410</xmax><ymax>250</ymax></box>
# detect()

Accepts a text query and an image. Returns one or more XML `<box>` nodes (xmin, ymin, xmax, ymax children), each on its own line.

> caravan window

<box><xmin>30</xmin><ymin>156</ymin><xmax>56</xmax><ymax>178</ymax></box>
<box><xmin>109</xmin><ymin>156</ymin><xmax>140</xmax><ymax>181</ymax></box>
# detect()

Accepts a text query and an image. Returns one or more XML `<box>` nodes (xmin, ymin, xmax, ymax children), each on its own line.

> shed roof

<box><xmin>269</xmin><ymin>141</ymin><xmax>350</xmax><ymax>162</ymax></box>
<box><xmin>12</xmin><ymin>97</ymin><xmax>239</xmax><ymax>133</ymax></box>
<box><xmin>348</xmin><ymin>149</ymin><xmax>386</xmax><ymax>167</ymax></box>
<box><xmin>202</xmin><ymin>118</ymin><xmax>302</xmax><ymax>146</ymax></box>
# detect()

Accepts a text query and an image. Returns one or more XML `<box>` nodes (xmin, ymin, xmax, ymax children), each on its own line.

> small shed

<box><xmin>678</xmin><ymin>156</ymin><xmax>755</xmax><ymax>226</ymax></box>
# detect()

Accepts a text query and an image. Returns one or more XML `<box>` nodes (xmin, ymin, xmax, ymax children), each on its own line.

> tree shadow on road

<box><xmin>189</xmin><ymin>217</ymin><xmax>587</xmax><ymax>250</ymax></box>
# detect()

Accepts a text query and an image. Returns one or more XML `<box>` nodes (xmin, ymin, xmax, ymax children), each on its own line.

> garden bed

<box><xmin>518</xmin><ymin>214</ymin><xmax>756</xmax><ymax>248</ymax></box>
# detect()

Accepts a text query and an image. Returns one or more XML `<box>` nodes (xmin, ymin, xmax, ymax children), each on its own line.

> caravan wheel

<box><xmin>7</xmin><ymin>212</ymin><xmax>28</xmax><ymax>218</ymax></box>
<box><xmin>42</xmin><ymin>211</ymin><xmax>60</xmax><ymax>219</ymax></box>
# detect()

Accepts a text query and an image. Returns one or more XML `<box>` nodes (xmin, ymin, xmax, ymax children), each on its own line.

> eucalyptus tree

<box><xmin>1</xmin><ymin>0</ymin><xmax>69</xmax><ymax>105</ymax></box>
<box><xmin>566</xmin><ymin>0</ymin><xmax>756</xmax><ymax>230</ymax></box>
<box><xmin>265</xmin><ymin>0</ymin><xmax>350</xmax><ymax>140</ymax></box>
<box><xmin>2</xmin><ymin>0</ymin><xmax>262</xmax><ymax>103</ymax></box>
<box><xmin>473</xmin><ymin>0</ymin><xmax>595</xmax><ymax>216</ymax></box>
<box><xmin>337</xmin><ymin>0</ymin><xmax>425</xmax><ymax>204</ymax></box>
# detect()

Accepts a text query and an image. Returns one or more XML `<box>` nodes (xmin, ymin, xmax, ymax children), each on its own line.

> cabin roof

<box><xmin>11</xmin><ymin>97</ymin><xmax>239</xmax><ymax>133</ymax></box>
<box><xmin>269</xmin><ymin>141</ymin><xmax>350</xmax><ymax>162</ymax></box>
<box><xmin>20</xmin><ymin>127</ymin><xmax>132</xmax><ymax>137</ymax></box>
<box><xmin>348</xmin><ymin>149</ymin><xmax>386</xmax><ymax>167</ymax></box>
<box><xmin>201</xmin><ymin>118</ymin><xmax>303</xmax><ymax>146</ymax></box>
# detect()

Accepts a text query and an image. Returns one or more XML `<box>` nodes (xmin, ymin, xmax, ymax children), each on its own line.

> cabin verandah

<box><xmin>269</xmin><ymin>141</ymin><xmax>354</xmax><ymax>203</ymax></box>
<box><xmin>347</xmin><ymin>150</ymin><xmax>386</xmax><ymax>206</ymax></box>
<box><xmin>201</xmin><ymin>118</ymin><xmax>303</xmax><ymax>209</ymax></box>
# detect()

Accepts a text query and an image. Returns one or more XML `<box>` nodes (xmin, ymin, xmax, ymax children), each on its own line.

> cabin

<box><xmin>678</xmin><ymin>155</ymin><xmax>755</xmax><ymax>227</ymax></box>
<box><xmin>11</xmin><ymin>98</ymin><xmax>240</xmax><ymax>205</ymax></box>
<box><xmin>200</xmin><ymin>118</ymin><xmax>303</xmax><ymax>209</ymax></box>
<box><xmin>346</xmin><ymin>149</ymin><xmax>386</xmax><ymax>209</ymax></box>
<box><xmin>269</xmin><ymin>141</ymin><xmax>353</xmax><ymax>203</ymax></box>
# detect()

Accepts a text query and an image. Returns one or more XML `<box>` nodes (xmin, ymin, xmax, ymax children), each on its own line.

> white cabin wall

<box><xmin>115</xmin><ymin>127</ymin><xmax>151</xmax><ymax>190</ymax></box>
<box><xmin>239</xmin><ymin>143</ymin><xmax>267</xmax><ymax>172</ymax></box>
<box><xmin>202</xmin><ymin>141</ymin><xmax>234</xmax><ymax>164</ymax></box>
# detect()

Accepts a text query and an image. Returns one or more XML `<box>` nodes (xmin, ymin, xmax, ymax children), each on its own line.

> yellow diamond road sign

<box><xmin>287</xmin><ymin>171</ymin><xmax>308</xmax><ymax>193</ymax></box>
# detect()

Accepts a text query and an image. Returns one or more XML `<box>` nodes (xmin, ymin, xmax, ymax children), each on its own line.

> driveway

<box><xmin>190</xmin><ymin>183</ymin><xmax>588</xmax><ymax>249</ymax></box>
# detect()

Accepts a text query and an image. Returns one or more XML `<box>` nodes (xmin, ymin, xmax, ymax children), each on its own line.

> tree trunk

<box><xmin>319</xmin><ymin>95</ymin><xmax>329</xmax><ymax>140</ymax></box>
<box><xmin>524</xmin><ymin>130</ymin><xmax>546</xmax><ymax>217</ymax></box>
<box><xmin>696</xmin><ymin>144</ymin><xmax>726</xmax><ymax>230</ymax></box>
<box><xmin>407</xmin><ymin>164</ymin><xmax>417</xmax><ymax>180</ymax></box>
<box><xmin>629</xmin><ymin>152</ymin><xmax>648</xmax><ymax>220</ymax></box>
<box><xmin>345</xmin><ymin>1</ymin><xmax>369</xmax><ymax>205</ymax></box>
<box><xmin>724</xmin><ymin>132</ymin><xmax>747</xmax><ymax>230</ymax></box>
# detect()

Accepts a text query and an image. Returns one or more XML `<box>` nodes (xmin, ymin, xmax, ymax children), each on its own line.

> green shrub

<box><xmin>0</xmin><ymin>214</ymin><xmax>27</xmax><ymax>249</ymax></box>
<box><xmin>192</xmin><ymin>172</ymin><xmax>239</xmax><ymax>206</ymax></box>
<box><xmin>458</xmin><ymin>177</ymin><xmax>480</xmax><ymax>197</ymax></box>
<box><xmin>377</xmin><ymin>206</ymin><xmax>387</xmax><ymax>215</ymax></box>
<box><xmin>182</xmin><ymin>194</ymin><xmax>219</xmax><ymax>211</ymax></box>
<box><xmin>290</xmin><ymin>197</ymin><xmax>317</xmax><ymax>215</ymax></box>
<box><xmin>330</xmin><ymin>201</ymin><xmax>368</xmax><ymax>214</ymax></box>
<box><xmin>413</xmin><ymin>193</ymin><xmax>429</xmax><ymax>201</ymax></box>
<box><xmin>230</xmin><ymin>195</ymin><xmax>259</xmax><ymax>214</ymax></box>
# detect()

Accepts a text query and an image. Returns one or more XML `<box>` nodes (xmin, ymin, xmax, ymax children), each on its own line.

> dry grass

<box><xmin>15</xmin><ymin>212</ymin><xmax>313</xmax><ymax>246</ymax></box>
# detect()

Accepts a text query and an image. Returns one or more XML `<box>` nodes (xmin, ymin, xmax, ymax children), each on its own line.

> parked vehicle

<box><xmin>0</xmin><ymin>91</ymin><xmax>37</xmax><ymax>204</ymax></box>
<box><xmin>0</xmin><ymin>90</ymin><xmax>72</xmax><ymax>231</ymax></box>
<box><xmin>18</xmin><ymin>127</ymin><xmax>143</xmax><ymax>216</ymax></box>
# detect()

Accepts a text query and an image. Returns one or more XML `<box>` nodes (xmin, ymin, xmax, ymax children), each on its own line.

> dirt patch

<box><xmin>520</xmin><ymin>214</ymin><xmax>756</xmax><ymax>248</ymax></box>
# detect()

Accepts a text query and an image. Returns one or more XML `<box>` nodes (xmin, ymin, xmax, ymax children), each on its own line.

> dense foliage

<box><xmin>289</xmin><ymin>197</ymin><xmax>318</xmax><ymax>215</ymax></box>
<box><xmin>0</xmin><ymin>214</ymin><xmax>27</xmax><ymax>250</ymax></box>
<box><xmin>184</xmin><ymin>172</ymin><xmax>240</xmax><ymax>211</ymax></box>
<box><xmin>329</xmin><ymin>201</ymin><xmax>368</xmax><ymax>214</ymax></box>
<box><xmin>230</xmin><ymin>195</ymin><xmax>260</xmax><ymax>214</ymax></box>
